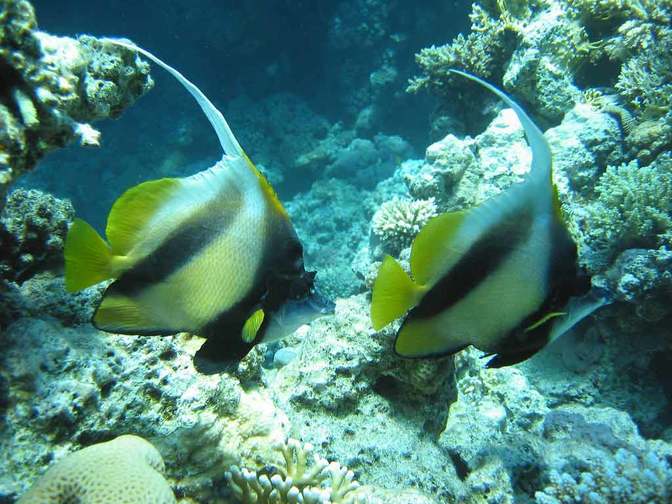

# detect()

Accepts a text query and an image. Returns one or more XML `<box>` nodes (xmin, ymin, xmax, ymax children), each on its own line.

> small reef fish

<box><xmin>370</xmin><ymin>70</ymin><xmax>610</xmax><ymax>367</ymax></box>
<box><xmin>64</xmin><ymin>39</ymin><xmax>332</xmax><ymax>373</ymax></box>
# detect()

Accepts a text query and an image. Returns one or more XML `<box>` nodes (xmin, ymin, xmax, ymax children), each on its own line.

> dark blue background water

<box><xmin>26</xmin><ymin>1</ymin><xmax>470</xmax><ymax>229</ymax></box>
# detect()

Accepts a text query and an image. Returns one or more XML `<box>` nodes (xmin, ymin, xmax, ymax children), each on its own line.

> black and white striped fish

<box><xmin>370</xmin><ymin>70</ymin><xmax>610</xmax><ymax>367</ymax></box>
<box><xmin>64</xmin><ymin>40</ymin><xmax>332</xmax><ymax>373</ymax></box>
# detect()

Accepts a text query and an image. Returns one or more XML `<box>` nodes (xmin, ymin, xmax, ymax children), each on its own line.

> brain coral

<box><xmin>17</xmin><ymin>434</ymin><xmax>176</xmax><ymax>504</ymax></box>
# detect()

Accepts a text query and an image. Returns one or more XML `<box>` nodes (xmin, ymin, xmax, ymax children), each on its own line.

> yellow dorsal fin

<box><xmin>65</xmin><ymin>218</ymin><xmax>114</xmax><ymax>292</ymax></box>
<box><xmin>105</xmin><ymin>178</ymin><xmax>181</xmax><ymax>255</ymax></box>
<box><xmin>242</xmin><ymin>153</ymin><xmax>289</xmax><ymax>220</ymax></box>
<box><xmin>525</xmin><ymin>311</ymin><xmax>567</xmax><ymax>333</ymax></box>
<box><xmin>242</xmin><ymin>308</ymin><xmax>265</xmax><ymax>343</ymax></box>
<box><xmin>410</xmin><ymin>211</ymin><xmax>466</xmax><ymax>285</ymax></box>
<box><xmin>371</xmin><ymin>256</ymin><xmax>425</xmax><ymax>331</ymax></box>
<box><xmin>551</xmin><ymin>183</ymin><xmax>565</xmax><ymax>223</ymax></box>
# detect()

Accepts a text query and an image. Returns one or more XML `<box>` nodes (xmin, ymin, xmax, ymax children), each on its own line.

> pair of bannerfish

<box><xmin>65</xmin><ymin>40</ymin><xmax>609</xmax><ymax>374</ymax></box>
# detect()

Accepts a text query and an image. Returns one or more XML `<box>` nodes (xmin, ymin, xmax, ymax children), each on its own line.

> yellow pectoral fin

<box><xmin>411</xmin><ymin>210</ymin><xmax>466</xmax><ymax>285</ymax></box>
<box><xmin>525</xmin><ymin>311</ymin><xmax>567</xmax><ymax>333</ymax></box>
<box><xmin>65</xmin><ymin>218</ymin><xmax>114</xmax><ymax>292</ymax></box>
<box><xmin>242</xmin><ymin>308</ymin><xmax>265</xmax><ymax>343</ymax></box>
<box><xmin>371</xmin><ymin>256</ymin><xmax>424</xmax><ymax>331</ymax></box>
<box><xmin>105</xmin><ymin>178</ymin><xmax>180</xmax><ymax>255</ymax></box>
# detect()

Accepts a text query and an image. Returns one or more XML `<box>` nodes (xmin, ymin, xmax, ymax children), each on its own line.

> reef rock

<box><xmin>0</xmin><ymin>0</ymin><xmax>153</xmax><ymax>207</ymax></box>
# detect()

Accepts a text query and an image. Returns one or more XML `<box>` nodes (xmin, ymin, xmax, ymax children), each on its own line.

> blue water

<box><xmin>26</xmin><ymin>0</ymin><xmax>468</xmax><ymax>230</ymax></box>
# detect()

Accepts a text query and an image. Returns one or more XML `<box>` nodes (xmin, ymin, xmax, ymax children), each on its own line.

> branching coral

<box><xmin>226</xmin><ymin>438</ymin><xmax>362</xmax><ymax>504</ymax></box>
<box><xmin>408</xmin><ymin>2</ymin><xmax>527</xmax><ymax>94</ymax></box>
<box><xmin>371</xmin><ymin>198</ymin><xmax>437</xmax><ymax>255</ymax></box>
<box><xmin>581</xmin><ymin>155</ymin><xmax>672</xmax><ymax>265</ymax></box>
<box><xmin>410</xmin><ymin>0</ymin><xmax>671</xmax><ymax>133</ymax></box>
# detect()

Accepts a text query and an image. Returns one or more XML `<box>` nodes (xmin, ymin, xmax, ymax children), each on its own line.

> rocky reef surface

<box><xmin>1</xmin><ymin>0</ymin><xmax>672</xmax><ymax>503</ymax></box>
<box><xmin>0</xmin><ymin>0</ymin><xmax>153</xmax><ymax>208</ymax></box>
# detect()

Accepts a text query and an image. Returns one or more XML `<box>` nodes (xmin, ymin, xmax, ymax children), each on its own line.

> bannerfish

<box><xmin>370</xmin><ymin>70</ymin><xmax>610</xmax><ymax>367</ymax></box>
<box><xmin>64</xmin><ymin>39</ymin><xmax>332</xmax><ymax>373</ymax></box>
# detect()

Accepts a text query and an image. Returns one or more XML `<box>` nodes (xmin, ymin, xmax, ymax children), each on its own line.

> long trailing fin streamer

<box><xmin>102</xmin><ymin>37</ymin><xmax>244</xmax><ymax>159</ymax></box>
<box><xmin>448</xmin><ymin>69</ymin><xmax>552</xmax><ymax>187</ymax></box>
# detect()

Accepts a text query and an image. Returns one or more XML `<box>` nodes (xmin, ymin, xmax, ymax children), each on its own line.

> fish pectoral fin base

<box><xmin>193</xmin><ymin>336</ymin><xmax>255</xmax><ymax>375</ymax></box>
<box><xmin>64</xmin><ymin>218</ymin><xmax>114</xmax><ymax>292</ymax></box>
<box><xmin>371</xmin><ymin>256</ymin><xmax>423</xmax><ymax>331</ymax></box>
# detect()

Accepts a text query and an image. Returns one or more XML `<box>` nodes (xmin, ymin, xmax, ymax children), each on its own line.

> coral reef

<box><xmin>17</xmin><ymin>435</ymin><xmax>176</xmax><ymax>503</ymax></box>
<box><xmin>535</xmin><ymin>408</ymin><xmax>672</xmax><ymax>503</ymax></box>
<box><xmin>0</xmin><ymin>314</ymin><xmax>286</xmax><ymax>500</ymax></box>
<box><xmin>410</xmin><ymin>0</ymin><xmax>672</xmax><ymax>152</ymax></box>
<box><xmin>0</xmin><ymin>188</ymin><xmax>74</xmax><ymax>284</ymax></box>
<box><xmin>0</xmin><ymin>0</ymin><xmax>153</xmax><ymax>207</ymax></box>
<box><xmin>401</xmin><ymin>108</ymin><xmax>532</xmax><ymax>212</ymax></box>
<box><xmin>2</xmin><ymin>1</ymin><xmax>672</xmax><ymax>503</ymax></box>
<box><xmin>287</xmin><ymin>179</ymin><xmax>374</xmax><ymax>299</ymax></box>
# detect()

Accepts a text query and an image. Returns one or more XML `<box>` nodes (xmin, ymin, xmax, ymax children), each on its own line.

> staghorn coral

<box><xmin>226</xmin><ymin>438</ymin><xmax>362</xmax><ymax>504</ymax></box>
<box><xmin>370</xmin><ymin>197</ymin><xmax>437</xmax><ymax>256</ymax></box>
<box><xmin>17</xmin><ymin>435</ymin><xmax>176</xmax><ymax>503</ymax></box>
<box><xmin>0</xmin><ymin>0</ymin><xmax>153</xmax><ymax>207</ymax></box>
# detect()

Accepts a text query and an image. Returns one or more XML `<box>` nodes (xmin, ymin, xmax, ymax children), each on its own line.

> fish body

<box><xmin>370</xmin><ymin>70</ymin><xmax>602</xmax><ymax>367</ymax></box>
<box><xmin>65</xmin><ymin>40</ymin><xmax>329</xmax><ymax>372</ymax></box>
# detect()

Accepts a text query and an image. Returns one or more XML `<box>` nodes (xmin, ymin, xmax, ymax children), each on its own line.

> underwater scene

<box><xmin>1</xmin><ymin>0</ymin><xmax>671</xmax><ymax>502</ymax></box>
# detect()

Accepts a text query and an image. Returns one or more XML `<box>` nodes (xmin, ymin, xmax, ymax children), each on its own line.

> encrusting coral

<box><xmin>0</xmin><ymin>188</ymin><xmax>74</xmax><ymax>284</ymax></box>
<box><xmin>0</xmin><ymin>0</ymin><xmax>153</xmax><ymax>208</ymax></box>
<box><xmin>17</xmin><ymin>434</ymin><xmax>176</xmax><ymax>503</ymax></box>
<box><xmin>226</xmin><ymin>438</ymin><xmax>362</xmax><ymax>504</ymax></box>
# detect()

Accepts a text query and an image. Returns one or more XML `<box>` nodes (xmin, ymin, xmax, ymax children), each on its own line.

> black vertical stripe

<box><xmin>485</xmin><ymin>215</ymin><xmax>589</xmax><ymax>367</ymax></box>
<box><xmin>411</xmin><ymin>206</ymin><xmax>535</xmax><ymax>319</ymax></box>
<box><xmin>110</xmin><ymin>191</ymin><xmax>243</xmax><ymax>297</ymax></box>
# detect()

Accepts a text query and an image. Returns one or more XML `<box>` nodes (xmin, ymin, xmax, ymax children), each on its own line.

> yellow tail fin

<box><xmin>64</xmin><ymin>218</ymin><xmax>114</xmax><ymax>292</ymax></box>
<box><xmin>371</xmin><ymin>256</ymin><xmax>423</xmax><ymax>331</ymax></box>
